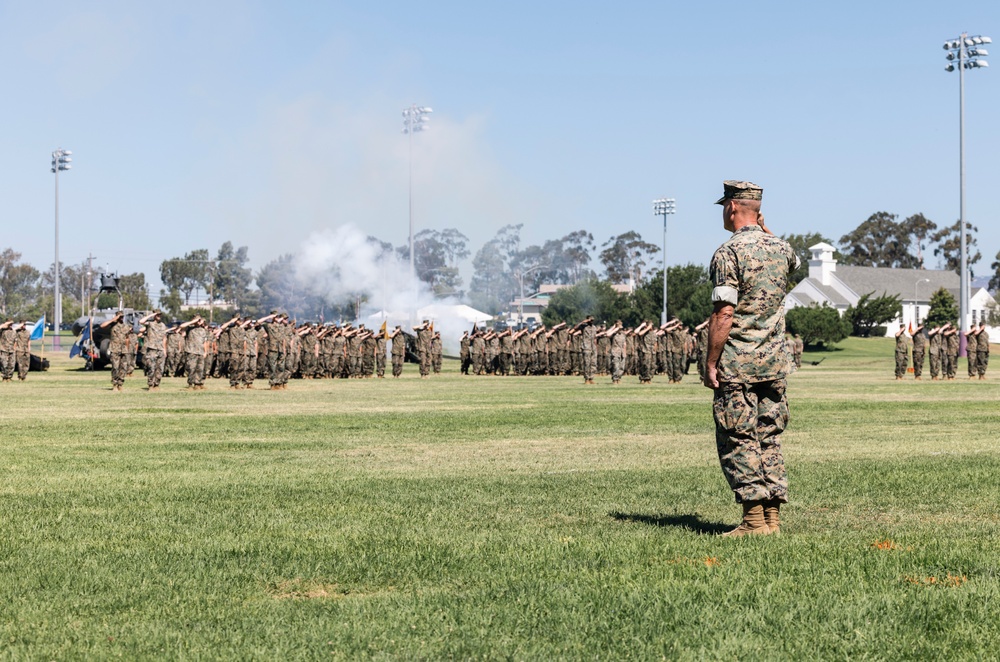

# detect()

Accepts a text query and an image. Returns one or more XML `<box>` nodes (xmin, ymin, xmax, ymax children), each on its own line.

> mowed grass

<box><xmin>1</xmin><ymin>338</ymin><xmax>998</xmax><ymax>660</ymax></box>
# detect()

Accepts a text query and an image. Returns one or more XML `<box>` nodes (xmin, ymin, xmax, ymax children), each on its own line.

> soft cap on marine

<box><xmin>715</xmin><ymin>180</ymin><xmax>763</xmax><ymax>205</ymax></box>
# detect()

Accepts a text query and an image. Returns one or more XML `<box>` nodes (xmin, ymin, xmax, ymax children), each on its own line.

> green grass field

<box><xmin>1</xmin><ymin>338</ymin><xmax>998</xmax><ymax>659</ymax></box>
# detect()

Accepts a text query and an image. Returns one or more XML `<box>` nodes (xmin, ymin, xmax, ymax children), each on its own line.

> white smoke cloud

<box><xmin>294</xmin><ymin>224</ymin><xmax>482</xmax><ymax>352</ymax></box>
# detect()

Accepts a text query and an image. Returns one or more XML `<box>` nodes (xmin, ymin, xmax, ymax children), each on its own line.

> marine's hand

<box><xmin>703</xmin><ymin>366</ymin><xmax>719</xmax><ymax>390</ymax></box>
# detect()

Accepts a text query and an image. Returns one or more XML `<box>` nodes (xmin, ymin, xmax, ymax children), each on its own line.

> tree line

<box><xmin>1</xmin><ymin>209</ymin><xmax>998</xmax><ymax>326</ymax></box>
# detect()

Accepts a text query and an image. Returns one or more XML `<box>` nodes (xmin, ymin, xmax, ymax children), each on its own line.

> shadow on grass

<box><xmin>610</xmin><ymin>512</ymin><xmax>729</xmax><ymax>535</ymax></box>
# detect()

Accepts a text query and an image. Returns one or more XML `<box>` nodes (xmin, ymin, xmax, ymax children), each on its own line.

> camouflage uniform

<box><xmin>709</xmin><ymin>223</ymin><xmax>798</xmax><ymax>505</ymax></box>
<box><xmin>361</xmin><ymin>333</ymin><xmax>376</xmax><ymax>377</ymax></box>
<box><xmin>264</xmin><ymin>320</ymin><xmax>286</xmax><ymax>387</ymax></box>
<box><xmin>581</xmin><ymin>322</ymin><xmax>597</xmax><ymax>383</ymax></box>
<box><xmin>976</xmin><ymin>327</ymin><xmax>989</xmax><ymax>377</ymax></box>
<box><xmin>331</xmin><ymin>332</ymin><xmax>346</xmax><ymax>378</ymax></box>
<box><xmin>215</xmin><ymin>326</ymin><xmax>231</xmax><ymax>378</ymax></box>
<box><xmin>610</xmin><ymin>328</ymin><xmax>626</xmax><ymax>383</ymax></box>
<box><xmin>390</xmin><ymin>330</ymin><xmax>406</xmax><ymax>377</ymax></box>
<box><xmin>966</xmin><ymin>331</ymin><xmax>979</xmax><ymax>378</ymax></box>
<box><xmin>894</xmin><ymin>333</ymin><xmax>910</xmax><ymax>378</ymax></box>
<box><xmin>928</xmin><ymin>330</ymin><xmax>942</xmax><ymax>378</ymax></box>
<box><xmin>945</xmin><ymin>331</ymin><xmax>959</xmax><ymax>379</ymax></box>
<box><xmin>697</xmin><ymin>325</ymin><xmax>709</xmax><ymax>381</ymax></box>
<box><xmin>244</xmin><ymin>325</ymin><xmax>259</xmax><ymax>387</ymax></box>
<box><xmin>376</xmin><ymin>333</ymin><xmax>387</xmax><ymax>378</ymax></box>
<box><xmin>108</xmin><ymin>319</ymin><xmax>132</xmax><ymax>388</ymax></box>
<box><xmin>0</xmin><ymin>325</ymin><xmax>17</xmax><ymax>381</ymax></box>
<box><xmin>498</xmin><ymin>332</ymin><xmax>512</xmax><ymax>376</ymax></box>
<box><xmin>669</xmin><ymin>327</ymin><xmax>686</xmax><ymax>382</ymax></box>
<box><xmin>416</xmin><ymin>324</ymin><xmax>432</xmax><ymax>377</ymax></box>
<box><xmin>911</xmin><ymin>330</ymin><xmax>926</xmax><ymax>378</ymax></box>
<box><xmin>185</xmin><ymin>324</ymin><xmax>209</xmax><ymax>388</ymax></box>
<box><xmin>432</xmin><ymin>333</ymin><xmax>443</xmax><ymax>374</ymax></box>
<box><xmin>143</xmin><ymin>319</ymin><xmax>168</xmax><ymax>389</ymax></box>
<box><xmin>460</xmin><ymin>333</ymin><xmax>471</xmax><ymax>374</ymax></box>
<box><xmin>15</xmin><ymin>325</ymin><xmax>31</xmax><ymax>380</ymax></box>
<box><xmin>166</xmin><ymin>330</ymin><xmax>184</xmax><ymax>377</ymax></box>
<box><xmin>228</xmin><ymin>324</ymin><xmax>247</xmax><ymax>387</ymax></box>
<box><xmin>471</xmin><ymin>333</ymin><xmax>485</xmax><ymax>375</ymax></box>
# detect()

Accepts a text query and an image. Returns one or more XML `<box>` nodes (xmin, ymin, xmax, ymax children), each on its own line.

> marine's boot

<box><xmin>721</xmin><ymin>501</ymin><xmax>770</xmax><ymax>537</ymax></box>
<box><xmin>763</xmin><ymin>500</ymin><xmax>781</xmax><ymax>534</ymax></box>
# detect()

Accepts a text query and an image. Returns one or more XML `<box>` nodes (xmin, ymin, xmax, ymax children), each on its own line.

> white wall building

<box><xmin>786</xmin><ymin>243</ymin><xmax>996</xmax><ymax>336</ymax></box>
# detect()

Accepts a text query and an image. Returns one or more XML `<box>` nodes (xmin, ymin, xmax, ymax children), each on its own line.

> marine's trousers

<box><xmin>185</xmin><ymin>354</ymin><xmax>206</xmax><ymax>386</ymax></box>
<box><xmin>144</xmin><ymin>349</ymin><xmax>165</xmax><ymax>388</ymax></box>
<box><xmin>0</xmin><ymin>351</ymin><xmax>16</xmax><ymax>380</ymax></box>
<box><xmin>15</xmin><ymin>351</ymin><xmax>30</xmax><ymax>379</ymax></box>
<box><xmin>110</xmin><ymin>351</ymin><xmax>129</xmax><ymax>387</ymax></box>
<box><xmin>713</xmin><ymin>379</ymin><xmax>789</xmax><ymax>504</ymax></box>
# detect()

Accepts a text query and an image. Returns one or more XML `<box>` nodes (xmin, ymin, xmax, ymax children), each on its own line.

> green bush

<box><xmin>785</xmin><ymin>303</ymin><xmax>851</xmax><ymax>348</ymax></box>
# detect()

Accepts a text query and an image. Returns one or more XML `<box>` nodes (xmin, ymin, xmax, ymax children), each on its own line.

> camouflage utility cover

<box><xmin>710</xmin><ymin>225</ymin><xmax>798</xmax><ymax>382</ymax></box>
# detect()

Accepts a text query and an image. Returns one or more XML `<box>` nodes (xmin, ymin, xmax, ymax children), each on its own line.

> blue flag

<box><xmin>29</xmin><ymin>315</ymin><xmax>45</xmax><ymax>341</ymax></box>
<box><xmin>69</xmin><ymin>323</ymin><xmax>90</xmax><ymax>359</ymax></box>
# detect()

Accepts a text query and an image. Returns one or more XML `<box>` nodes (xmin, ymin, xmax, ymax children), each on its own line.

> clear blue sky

<box><xmin>2</xmin><ymin>1</ymin><xmax>998</xmax><ymax>302</ymax></box>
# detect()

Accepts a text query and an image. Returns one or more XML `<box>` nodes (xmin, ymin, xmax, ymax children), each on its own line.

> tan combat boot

<box><xmin>722</xmin><ymin>501</ymin><xmax>770</xmax><ymax>537</ymax></box>
<box><xmin>763</xmin><ymin>500</ymin><xmax>781</xmax><ymax>534</ymax></box>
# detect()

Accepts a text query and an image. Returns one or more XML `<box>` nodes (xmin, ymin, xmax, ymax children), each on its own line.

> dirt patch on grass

<box><xmin>268</xmin><ymin>578</ymin><xmax>396</xmax><ymax>600</ymax></box>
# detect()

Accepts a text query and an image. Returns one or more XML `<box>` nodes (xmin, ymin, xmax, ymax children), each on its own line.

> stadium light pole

<box><xmin>653</xmin><ymin>198</ymin><xmax>676</xmax><ymax>325</ymax></box>
<box><xmin>402</xmin><ymin>104</ymin><xmax>433</xmax><ymax>284</ymax></box>
<box><xmin>51</xmin><ymin>148</ymin><xmax>73</xmax><ymax>348</ymax></box>
<box><xmin>943</xmin><ymin>32</ymin><xmax>990</xmax><ymax>340</ymax></box>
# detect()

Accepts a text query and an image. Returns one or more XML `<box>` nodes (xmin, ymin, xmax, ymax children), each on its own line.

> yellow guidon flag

<box><xmin>380</xmin><ymin>320</ymin><xmax>388</xmax><ymax>339</ymax></box>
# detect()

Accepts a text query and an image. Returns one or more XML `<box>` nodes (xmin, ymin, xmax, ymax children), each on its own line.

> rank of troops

<box><xmin>0</xmin><ymin>319</ymin><xmax>34</xmax><ymax>382</ymax></box>
<box><xmin>894</xmin><ymin>321</ymin><xmax>990</xmax><ymax>380</ymax></box>
<box><xmin>100</xmin><ymin>311</ymin><xmax>443</xmax><ymax>391</ymax></box>
<box><xmin>458</xmin><ymin>317</ymin><xmax>709</xmax><ymax>384</ymax></box>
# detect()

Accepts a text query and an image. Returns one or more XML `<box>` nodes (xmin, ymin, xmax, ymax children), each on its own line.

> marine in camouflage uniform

<box><xmin>928</xmin><ymin>327</ymin><xmax>942</xmax><ymax>379</ymax></box>
<box><xmin>705</xmin><ymin>180</ymin><xmax>799</xmax><ymax>536</ymax></box>
<box><xmin>415</xmin><ymin>321</ymin><xmax>433</xmax><ymax>377</ymax></box>
<box><xmin>0</xmin><ymin>320</ymin><xmax>17</xmax><ymax>382</ymax></box>
<box><xmin>298</xmin><ymin>324</ymin><xmax>317</xmax><ymax>378</ymax></box>
<box><xmin>139</xmin><ymin>311</ymin><xmax>168</xmax><ymax>390</ymax></box>
<box><xmin>376</xmin><ymin>329</ymin><xmax>388</xmax><ymax>378</ymax></box>
<box><xmin>976</xmin><ymin>322</ymin><xmax>989</xmax><ymax>378</ymax></box>
<box><xmin>894</xmin><ymin>327</ymin><xmax>910</xmax><ymax>380</ymax></box>
<box><xmin>181</xmin><ymin>317</ymin><xmax>210</xmax><ymax>390</ymax></box>
<box><xmin>607</xmin><ymin>322</ymin><xmax>626</xmax><ymax>384</ymax></box>
<box><xmin>668</xmin><ymin>322</ymin><xmax>686</xmax><ymax>383</ymax></box>
<box><xmin>497</xmin><ymin>330</ymin><xmax>512</xmax><ymax>376</ymax></box>
<box><xmin>165</xmin><ymin>325</ymin><xmax>184</xmax><ymax>377</ymax></box>
<box><xmin>577</xmin><ymin>317</ymin><xmax>597</xmax><ymax>384</ymax></box>
<box><xmin>14</xmin><ymin>321</ymin><xmax>31</xmax><ymax>381</ymax></box>
<box><xmin>214</xmin><ymin>323</ymin><xmax>231</xmax><ymax>379</ymax></box>
<box><xmin>945</xmin><ymin>327</ymin><xmax>959</xmax><ymax>379</ymax></box>
<box><xmin>227</xmin><ymin>318</ymin><xmax>247</xmax><ymax>388</ymax></box>
<box><xmin>244</xmin><ymin>321</ymin><xmax>259</xmax><ymax>388</ymax></box>
<box><xmin>432</xmin><ymin>332</ymin><xmax>443</xmax><ymax>374</ymax></box>
<box><xmin>911</xmin><ymin>325</ymin><xmax>926</xmax><ymax>379</ymax></box>
<box><xmin>100</xmin><ymin>312</ymin><xmax>132</xmax><ymax>391</ymax></box>
<box><xmin>965</xmin><ymin>328</ymin><xmax>978</xmax><ymax>379</ymax></box>
<box><xmin>390</xmin><ymin>326</ymin><xmax>406</xmax><ymax>377</ymax></box>
<box><xmin>262</xmin><ymin>313</ymin><xmax>288</xmax><ymax>388</ymax></box>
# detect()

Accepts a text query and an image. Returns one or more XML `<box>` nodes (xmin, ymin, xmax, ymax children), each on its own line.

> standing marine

<box><xmin>704</xmin><ymin>180</ymin><xmax>799</xmax><ymax>536</ymax></box>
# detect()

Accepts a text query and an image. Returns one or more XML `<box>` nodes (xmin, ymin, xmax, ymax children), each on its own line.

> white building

<box><xmin>787</xmin><ymin>242</ymin><xmax>996</xmax><ymax>336</ymax></box>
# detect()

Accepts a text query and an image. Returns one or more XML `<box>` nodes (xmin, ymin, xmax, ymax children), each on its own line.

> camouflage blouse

<box><xmin>710</xmin><ymin>225</ymin><xmax>798</xmax><ymax>383</ymax></box>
